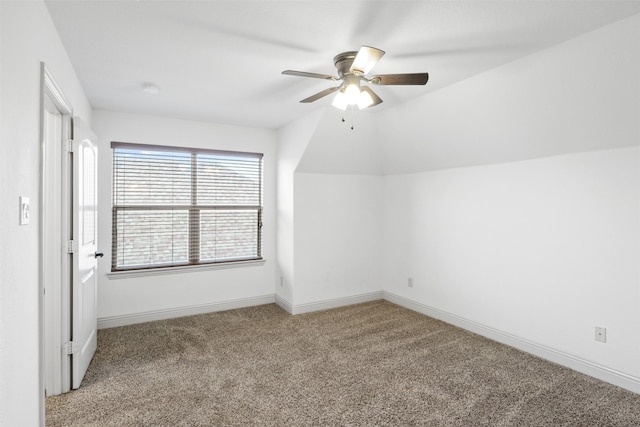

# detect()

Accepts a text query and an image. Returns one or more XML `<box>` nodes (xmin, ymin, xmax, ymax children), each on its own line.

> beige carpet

<box><xmin>47</xmin><ymin>301</ymin><xmax>640</xmax><ymax>426</ymax></box>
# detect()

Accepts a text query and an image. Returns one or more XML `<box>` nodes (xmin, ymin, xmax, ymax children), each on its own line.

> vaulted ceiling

<box><xmin>45</xmin><ymin>1</ymin><xmax>640</xmax><ymax>130</ymax></box>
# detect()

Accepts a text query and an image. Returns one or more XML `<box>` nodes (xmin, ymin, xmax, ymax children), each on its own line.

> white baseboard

<box><xmin>383</xmin><ymin>291</ymin><xmax>640</xmax><ymax>395</ymax></box>
<box><xmin>290</xmin><ymin>291</ymin><xmax>384</xmax><ymax>315</ymax></box>
<box><xmin>97</xmin><ymin>291</ymin><xmax>383</xmax><ymax>329</ymax></box>
<box><xmin>97</xmin><ymin>294</ymin><xmax>276</xmax><ymax>329</ymax></box>
<box><xmin>97</xmin><ymin>289</ymin><xmax>640</xmax><ymax>394</ymax></box>
<box><xmin>274</xmin><ymin>294</ymin><xmax>293</xmax><ymax>314</ymax></box>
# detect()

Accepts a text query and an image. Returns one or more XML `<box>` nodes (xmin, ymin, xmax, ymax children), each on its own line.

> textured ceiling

<box><xmin>45</xmin><ymin>1</ymin><xmax>640</xmax><ymax>130</ymax></box>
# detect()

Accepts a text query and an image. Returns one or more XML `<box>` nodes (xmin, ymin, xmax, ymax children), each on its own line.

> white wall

<box><xmin>294</xmin><ymin>173</ymin><xmax>382</xmax><ymax>308</ymax></box>
<box><xmin>0</xmin><ymin>1</ymin><xmax>92</xmax><ymax>425</ymax></box>
<box><xmin>92</xmin><ymin>111</ymin><xmax>277</xmax><ymax>324</ymax></box>
<box><xmin>0</xmin><ymin>6</ymin><xmax>3</xmax><ymax>418</ymax></box>
<box><xmin>275</xmin><ymin>108</ymin><xmax>384</xmax><ymax>312</ymax></box>
<box><xmin>378</xmin><ymin>14</ymin><xmax>640</xmax><ymax>391</ymax></box>
<box><xmin>279</xmin><ymin>109</ymin><xmax>384</xmax><ymax>311</ymax></box>
<box><xmin>275</xmin><ymin>109</ymin><xmax>322</xmax><ymax>307</ymax></box>
<box><xmin>383</xmin><ymin>147</ymin><xmax>640</xmax><ymax>380</ymax></box>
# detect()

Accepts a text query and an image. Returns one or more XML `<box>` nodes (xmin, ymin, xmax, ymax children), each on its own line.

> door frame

<box><xmin>40</xmin><ymin>63</ymin><xmax>73</xmax><ymax>414</ymax></box>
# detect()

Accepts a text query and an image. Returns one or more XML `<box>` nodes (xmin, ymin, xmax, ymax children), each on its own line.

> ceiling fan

<box><xmin>282</xmin><ymin>45</ymin><xmax>429</xmax><ymax>110</ymax></box>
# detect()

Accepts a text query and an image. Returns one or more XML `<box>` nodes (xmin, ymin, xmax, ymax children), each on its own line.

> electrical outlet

<box><xmin>408</xmin><ymin>277</ymin><xmax>413</xmax><ymax>288</ymax></box>
<box><xmin>280</xmin><ymin>277</ymin><xmax>284</xmax><ymax>287</ymax></box>
<box><xmin>595</xmin><ymin>327</ymin><xmax>606</xmax><ymax>343</ymax></box>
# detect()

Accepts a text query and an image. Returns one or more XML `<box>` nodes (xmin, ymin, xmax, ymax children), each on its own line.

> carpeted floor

<box><xmin>46</xmin><ymin>301</ymin><xmax>640</xmax><ymax>426</ymax></box>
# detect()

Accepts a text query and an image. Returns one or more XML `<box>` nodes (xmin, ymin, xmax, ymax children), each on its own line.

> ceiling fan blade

<box><xmin>282</xmin><ymin>70</ymin><xmax>338</xmax><ymax>81</ymax></box>
<box><xmin>300</xmin><ymin>86</ymin><xmax>340</xmax><ymax>103</ymax></box>
<box><xmin>371</xmin><ymin>73</ymin><xmax>429</xmax><ymax>85</ymax></box>
<box><xmin>350</xmin><ymin>46</ymin><xmax>385</xmax><ymax>75</ymax></box>
<box><xmin>360</xmin><ymin>86</ymin><xmax>383</xmax><ymax>108</ymax></box>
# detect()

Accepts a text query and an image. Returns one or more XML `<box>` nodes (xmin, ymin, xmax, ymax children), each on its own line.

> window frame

<box><xmin>110</xmin><ymin>141</ymin><xmax>264</xmax><ymax>273</ymax></box>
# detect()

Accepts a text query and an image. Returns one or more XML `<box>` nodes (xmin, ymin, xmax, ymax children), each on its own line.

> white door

<box><xmin>71</xmin><ymin>117</ymin><xmax>99</xmax><ymax>389</ymax></box>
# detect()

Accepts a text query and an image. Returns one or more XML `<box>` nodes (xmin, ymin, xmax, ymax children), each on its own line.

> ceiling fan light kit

<box><xmin>331</xmin><ymin>85</ymin><xmax>375</xmax><ymax>111</ymax></box>
<box><xmin>282</xmin><ymin>45</ymin><xmax>429</xmax><ymax>111</ymax></box>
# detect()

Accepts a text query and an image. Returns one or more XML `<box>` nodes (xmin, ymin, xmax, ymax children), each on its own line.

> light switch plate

<box><xmin>19</xmin><ymin>196</ymin><xmax>30</xmax><ymax>225</ymax></box>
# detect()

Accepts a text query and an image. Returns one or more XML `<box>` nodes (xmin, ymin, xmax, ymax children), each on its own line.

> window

<box><xmin>111</xmin><ymin>142</ymin><xmax>263</xmax><ymax>272</ymax></box>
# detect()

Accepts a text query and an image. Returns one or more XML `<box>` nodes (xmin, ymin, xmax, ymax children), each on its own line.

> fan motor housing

<box><xmin>334</xmin><ymin>51</ymin><xmax>358</xmax><ymax>77</ymax></box>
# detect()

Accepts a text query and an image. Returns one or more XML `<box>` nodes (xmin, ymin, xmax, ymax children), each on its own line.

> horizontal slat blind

<box><xmin>112</xmin><ymin>142</ymin><xmax>263</xmax><ymax>271</ymax></box>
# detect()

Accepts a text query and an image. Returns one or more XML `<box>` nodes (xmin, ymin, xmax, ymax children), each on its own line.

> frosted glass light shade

<box><xmin>344</xmin><ymin>84</ymin><xmax>361</xmax><ymax>105</ymax></box>
<box><xmin>331</xmin><ymin>91</ymin><xmax>348</xmax><ymax>110</ymax></box>
<box><xmin>358</xmin><ymin>90</ymin><xmax>374</xmax><ymax>109</ymax></box>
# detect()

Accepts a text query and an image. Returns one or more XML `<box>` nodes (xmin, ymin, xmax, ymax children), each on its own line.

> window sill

<box><xmin>105</xmin><ymin>259</ymin><xmax>265</xmax><ymax>280</ymax></box>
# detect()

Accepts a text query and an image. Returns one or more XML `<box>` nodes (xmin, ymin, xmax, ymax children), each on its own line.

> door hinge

<box><xmin>64</xmin><ymin>341</ymin><xmax>77</xmax><ymax>355</ymax></box>
<box><xmin>65</xmin><ymin>138</ymin><xmax>77</xmax><ymax>153</ymax></box>
<box><xmin>66</xmin><ymin>240</ymin><xmax>77</xmax><ymax>254</ymax></box>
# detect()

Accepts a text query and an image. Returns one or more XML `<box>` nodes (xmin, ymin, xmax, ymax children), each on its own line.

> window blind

<box><xmin>111</xmin><ymin>142</ymin><xmax>263</xmax><ymax>271</ymax></box>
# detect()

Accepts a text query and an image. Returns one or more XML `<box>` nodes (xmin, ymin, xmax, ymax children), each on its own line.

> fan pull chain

<box><xmin>341</xmin><ymin>106</ymin><xmax>356</xmax><ymax>130</ymax></box>
<box><xmin>350</xmin><ymin>106</ymin><xmax>355</xmax><ymax>130</ymax></box>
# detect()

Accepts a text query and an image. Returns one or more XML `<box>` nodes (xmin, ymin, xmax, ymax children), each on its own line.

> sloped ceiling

<box><xmin>296</xmin><ymin>11</ymin><xmax>640</xmax><ymax>175</ymax></box>
<box><xmin>45</xmin><ymin>1</ymin><xmax>640</xmax><ymax>130</ymax></box>
<box><xmin>377</xmin><ymin>13</ymin><xmax>640</xmax><ymax>174</ymax></box>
